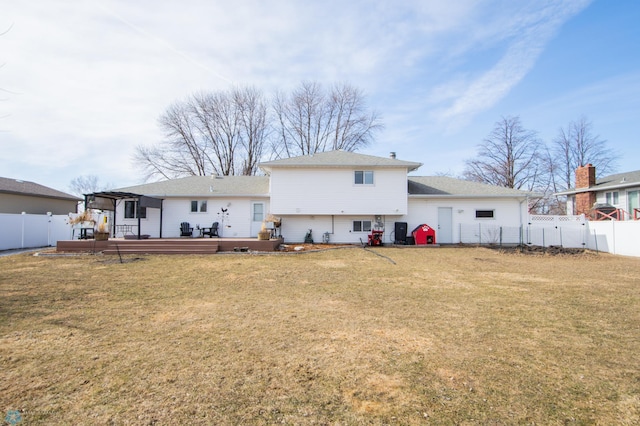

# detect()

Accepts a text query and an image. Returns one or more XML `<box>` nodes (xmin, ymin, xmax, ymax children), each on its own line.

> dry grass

<box><xmin>1</xmin><ymin>247</ymin><xmax>640</xmax><ymax>425</ymax></box>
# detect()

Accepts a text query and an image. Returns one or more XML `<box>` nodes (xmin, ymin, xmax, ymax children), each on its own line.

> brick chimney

<box><xmin>574</xmin><ymin>164</ymin><xmax>596</xmax><ymax>215</ymax></box>
<box><xmin>575</xmin><ymin>164</ymin><xmax>596</xmax><ymax>189</ymax></box>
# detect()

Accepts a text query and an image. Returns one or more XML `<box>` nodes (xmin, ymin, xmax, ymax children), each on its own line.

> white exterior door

<box><xmin>437</xmin><ymin>207</ymin><xmax>453</xmax><ymax>244</ymax></box>
<box><xmin>629</xmin><ymin>191</ymin><xmax>639</xmax><ymax>219</ymax></box>
<box><xmin>250</xmin><ymin>202</ymin><xmax>265</xmax><ymax>237</ymax></box>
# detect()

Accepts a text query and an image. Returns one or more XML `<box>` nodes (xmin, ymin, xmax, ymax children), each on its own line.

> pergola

<box><xmin>84</xmin><ymin>191</ymin><xmax>164</xmax><ymax>239</ymax></box>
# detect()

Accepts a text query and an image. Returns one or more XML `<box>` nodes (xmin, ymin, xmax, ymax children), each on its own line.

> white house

<box><xmin>96</xmin><ymin>151</ymin><xmax>532</xmax><ymax>244</ymax></box>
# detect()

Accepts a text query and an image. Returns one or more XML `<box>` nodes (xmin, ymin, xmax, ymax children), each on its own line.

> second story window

<box><xmin>354</xmin><ymin>170</ymin><xmax>374</xmax><ymax>185</ymax></box>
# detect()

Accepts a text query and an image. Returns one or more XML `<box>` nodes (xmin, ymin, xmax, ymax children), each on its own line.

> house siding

<box><xmin>278</xmin><ymin>214</ymin><xmax>405</xmax><ymax>244</ymax></box>
<box><xmin>406</xmin><ymin>197</ymin><xmax>526</xmax><ymax>243</ymax></box>
<box><xmin>595</xmin><ymin>186</ymin><xmax>640</xmax><ymax>219</ymax></box>
<box><xmin>269</xmin><ymin>167</ymin><xmax>408</xmax><ymax>215</ymax></box>
<box><xmin>0</xmin><ymin>193</ymin><xmax>78</xmax><ymax>215</ymax></box>
<box><xmin>114</xmin><ymin>197</ymin><xmax>269</xmax><ymax>238</ymax></box>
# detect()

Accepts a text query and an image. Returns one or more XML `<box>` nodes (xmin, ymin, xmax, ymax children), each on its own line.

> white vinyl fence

<box><xmin>2</xmin><ymin>212</ymin><xmax>639</xmax><ymax>257</ymax></box>
<box><xmin>0</xmin><ymin>213</ymin><xmax>72</xmax><ymax>251</ymax></box>
<box><xmin>586</xmin><ymin>220</ymin><xmax>640</xmax><ymax>257</ymax></box>
<box><xmin>460</xmin><ymin>214</ymin><xmax>640</xmax><ymax>257</ymax></box>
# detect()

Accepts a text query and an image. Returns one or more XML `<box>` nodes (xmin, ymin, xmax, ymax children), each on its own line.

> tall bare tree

<box><xmin>552</xmin><ymin>115</ymin><xmax>618</xmax><ymax>190</ymax></box>
<box><xmin>69</xmin><ymin>175</ymin><xmax>101</xmax><ymax>196</ymax></box>
<box><xmin>272</xmin><ymin>81</ymin><xmax>382</xmax><ymax>158</ymax></box>
<box><xmin>463</xmin><ymin>116</ymin><xmax>544</xmax><ymax>191</ymax></box>
<box><xmin>135</xmin><ymin>82</ymin><xmax>381</xmax><ymax>180</ymax></box>
<box><xmin>234</xmin><ymin>86</ymin><xmax>269</xmax><ymax>175</ymax></box>
<box><xmin>134</xmin><ymin>87</ymin><xmax>269</xmax><ymax>180</ymax></box>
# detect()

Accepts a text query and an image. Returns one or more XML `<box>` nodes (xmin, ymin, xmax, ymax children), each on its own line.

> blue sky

<box><xmin>1</xmin><ymin>0</ymin><xmax>638</xmax><ymax>194</ymax></box>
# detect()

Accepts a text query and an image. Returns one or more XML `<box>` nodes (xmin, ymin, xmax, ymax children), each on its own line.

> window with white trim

<box><xmin>354</xmin><ymin>170</ymin><xmax>374</xmax><ymax>185</ymax></box>
<box><xmin>605</xmin><ymin>191</ymin><xmax>619</xmax><ymax>205</ymax></box>
<box><xmin>353</xmin><ymin>220</ymin><xmax>372</xmax><ymax>232</ymax></box>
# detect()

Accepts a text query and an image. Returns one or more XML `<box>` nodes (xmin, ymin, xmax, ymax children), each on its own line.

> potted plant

<box><xmin>95</xmin><ymin>220</ymin><xmax>109</xmax><ymax>241</ymax></box>
<box><xmin>257</xmin><ymin>222</ymin><xmax>271</xmax><ymax>240</ymax></box>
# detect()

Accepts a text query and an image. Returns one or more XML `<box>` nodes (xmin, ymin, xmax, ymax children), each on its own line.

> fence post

<box><xmin>21</xmin><ymin>211</ymin><xmax>26</xmax><ymax>248</ymax></box>
<box><xmin>499</xmin><ymin>226</ymin><xmax>503</xmax><ymax>247</ymax></box>
<box><xmin>559</xmin><ymin>227</ymin><xmax>563</xmax><ymax>248</ymax></box>
<box><xmin>47</xmin><ymin>212</ymin><xmax>53</xmax><ymax>247</ymax></box>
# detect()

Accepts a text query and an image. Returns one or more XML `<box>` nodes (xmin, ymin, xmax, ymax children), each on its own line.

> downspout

<box><xmin>160</xmin><ymin>200</ymin><xmax>164</xmax><ymax>238</ymax></box>
<box><xmin>137</xmin><ymin>199</ymin><xmax>142</xmax><ymax>240</ymax></box>
<box><xmin>112</xmin><ymin>199</ymin><xmax>117</xmax><ymax>237</ymax></box>
<box><xmin>520</xmin><ymin>195</ymin><xmax>529</xmax><ymax>246</ymax></box>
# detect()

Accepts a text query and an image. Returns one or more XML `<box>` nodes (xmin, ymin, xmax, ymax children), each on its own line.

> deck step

<box><xmin>57</xmin><ymin>237</ymin><xmax>282</xmax><ymax>254</ymax></box>
<box><xmin>103</xmin><ymin>240</ymin><xmax>219</xmax><ymax>255</ymax></box>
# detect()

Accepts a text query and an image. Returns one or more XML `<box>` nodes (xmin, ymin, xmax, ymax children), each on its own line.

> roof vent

<box><xmin>621</xmin><ymin>177</ymin><xmax>627</xmax><ymax>183</ymax></box>
<box><xmin>389</xmin><ymin>152</ymin><xmax>396</xmax><ymax>159</ymax></box>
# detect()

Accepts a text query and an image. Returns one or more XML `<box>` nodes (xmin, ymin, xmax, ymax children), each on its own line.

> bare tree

<box><xmin>135</xmin><ymin>81</ymin><xmax>381</xmax><ymax>180</ymax></box>
<box><xmin>463</xmin><ymin>116</ymin><xmax>544</xmax><ymax>191</ymax></box>
<box><xmin>134</xmin><ymin>99</ymin><xmax>215</xmax><ymax>181</ymax></box>
<box><xmin>329</xmin><ymin>83</ymin><xmax>383</xmax><ymax>152</ymax></box>
<box><xmin>69</xmin><ymin>175</ymin><xmax>114</xmax><ymax>196</ymax></box>
<box><xmin>191</xmin><ymin>91</ymin><xmax>240</xmax><ymax>176</ymax></box>
<box><xmin>234</xmin><ymin>86</ymin><xmax>269</xmax><ymax>175</ymax></box>
<box><xmin>272</xmin><ymin>81</ymin><xmax>382</xmax><ymax>157</ymax></box>
<box><xmin>552</xmin><ymin>116</ymin><xmax>618</xmax><ymax>190</ymax></box>
<box><xmin>135</xmin><ymin>87</ymin><xmax>270</xmax><ymax>180</ymax></box>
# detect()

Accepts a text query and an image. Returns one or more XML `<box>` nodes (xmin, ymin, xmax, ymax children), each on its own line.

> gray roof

<box><xmin>556</xmin><ymin>169</ymin><xmax>640</xmax><ymax>195</ymax></box>
<box><xmin>114</xmin><ymin>175</ymin><xmax>270</xmax><ymax>197</ymax></box>
<box><xmin>259</xmin><ymin>150</ymin><xmax>422</xmax><ymax>172</ymax></box>
<box><xmin>111</xmin><ymin>174</ymin><xmax>531</xmax><ymax>199</ymax></box>
<box><xmin>0</xmin><ymin>177</ymin><xmax>80</xmax><ymax>201</ymax></box>
<box><xmin>408</xmin><ymin>176</ymin><xmax>532</xmax><ymax>198</ymax></box>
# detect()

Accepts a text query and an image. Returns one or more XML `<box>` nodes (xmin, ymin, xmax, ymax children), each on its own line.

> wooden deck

<box><xmin>56</xmin><ymin>237</ymin><xmax>284</xmax><ymax>255</ymax></box>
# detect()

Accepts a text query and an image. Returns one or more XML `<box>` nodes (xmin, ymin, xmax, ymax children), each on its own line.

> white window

<box><xmin>605</xmin><ymin>191</ymin><xmax>619</xmax><ymax>205</ymax></box>
<box><xmin>353</xmin><ymin>220</ymin><xmax>372</xmax><ymax>232</ymax></box>
<box><xmin>475</xmin><ymin>210</ymin><xmax>494</xmax><ymax>219</ymax></box>
<box><xmin>124</xmin><ymin>201</ymin><xmax>146</xmax><ymax>219</ymax></box>
<box><xmin>253</xmin><ymin>203</ymin><xmax>264</xmax><ymax>222</ymax></box>
<box><xmin>354</xmin><ymin>170</ymin><xmax>374</xmax><ymax>185</ymax></box>
<box><xmin>629</xmin><ymin>191</ymin><xmax>639</xmax><ymax>217</ymax></box>
<box><xmin>190</xmin><ymin>200</ymin><xmax>208</xmax><ymax>213</ymax></box>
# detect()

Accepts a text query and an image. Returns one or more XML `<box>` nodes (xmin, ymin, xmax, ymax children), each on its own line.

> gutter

<box><xmin>556</xmin><ymin>181</ymin><xmax>640</xmax><ymax>196</ymax></box>
<box><xmin>408</xmin><ymin>194</ymin><xmax>534</xmax><ymax>200</ymax></box>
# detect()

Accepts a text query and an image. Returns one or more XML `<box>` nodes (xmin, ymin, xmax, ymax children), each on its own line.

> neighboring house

<box><xmin>102</xmin><ymin>151</ymin><xmax>532</xmax><ymax>243</ymax></box>
<box><xmin>0</xmin><ymin>177</ymin><xmax>80</xmax><ymax>215</ymax></box>
<box><xmin>557</xmin><ymin>165</ymin><xmax>640</xmax><ymax>220</ymax></box>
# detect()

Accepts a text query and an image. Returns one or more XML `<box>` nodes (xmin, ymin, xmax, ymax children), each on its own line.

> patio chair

<box><xmin>202</xmin><ymin>222</ymin><xmax>219</xmax><ymax>238</ymax></box>
<box><xmin>179</xmin><ymin>222</ymin><xmax>193</xmax><ymax>237</ymax></box>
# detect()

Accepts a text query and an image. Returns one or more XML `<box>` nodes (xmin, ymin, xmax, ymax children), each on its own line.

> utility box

<box><xmin>411</xmin><ymin>224</ymin><xmax>436</xmax><ymax>245</ymax></box>
<box><xmin>394</xmin><ymin>222</ymin><xmax>408</xmax><ymax>244</ymax></box>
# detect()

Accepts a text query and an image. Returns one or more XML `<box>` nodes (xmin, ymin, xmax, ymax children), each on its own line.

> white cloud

<box><xmin>430</xmin><ymin>0</ymin><xmax>592</xmax><ymax>125</ymax></box>
<box><xmin>0</xmin><ymin>0</ymin><xmax>599</xmax><ymax>190</ymax></box>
